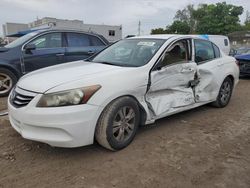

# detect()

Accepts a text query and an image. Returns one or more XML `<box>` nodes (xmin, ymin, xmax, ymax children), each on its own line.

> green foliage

<box><xmin>174</xmin><ymin>4</ymin><xmax>196</xmax><ymax>33</ymax></box>
<box><xmin>151</xmin><ymin>28</ymin><xmax>167</xmax><ymax>34</ymax></box>
<box><xmin>166</xmin><ymin>21</ymin><xmax>190</xmax><ymax>34</ymax></box>
<box><xmin>151</xmin><ymin>2</ymin><xmax>246</xmax><ymax>35</ymax></box>
<box><xmin>0</xmin><ymin>37</ymin><xmax>3</xmax><ymax>44</ymax></box>
<box><xmin>193</xmin><ymin>2</ymin><xmax>243</xmax><ymax>35</ymax></box>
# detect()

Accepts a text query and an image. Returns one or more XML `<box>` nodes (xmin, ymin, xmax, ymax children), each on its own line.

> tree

<box><xmin>166</xmin><ymin>21</ymin><xmax>190</xmax><ymax>34</ymax></box>
<box><xmin>151</xmin><ymin>2</ymin><xmax>245</xmax><ymax>35</ymax></box>
<box><xmin>193</xmin><ymin>2</ymin><xmax>243</xmax><ymax>35</ymax></box>
<box><xmin>151</xmin><ymin>28</ymin><xmax>167</xmax><ymax>34</ymax></box>
<box><xmin>0</xmin><ymin>37</ymin><xmax>4</xmax><ymax>46</ymax></box>
<box><xmin>174</xmin><ymin>4</ymin><xmax>196</xmax><ymax>33</ymax></box>
<box><xmin>243</xmin><ymin>10</ymin><xmax>250</xmax><ymax>30</ymax></box>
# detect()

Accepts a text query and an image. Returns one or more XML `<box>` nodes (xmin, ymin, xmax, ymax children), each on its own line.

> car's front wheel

<box><xmin>0</xmin><ymin>68</ymin><xmax>17</xmax><ymax>97</ymax></box>
<box><xmin>212</xmin><ymin>77</ymin><xmax>233</xmax><ymax>108</ymax></box>
<box><xmin>95</xmin><ymin>97</ymin><xmax>140</xmax><ymax>151</ymax></box>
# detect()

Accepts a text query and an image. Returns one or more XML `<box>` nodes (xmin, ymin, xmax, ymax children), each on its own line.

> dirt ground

<box><xmin>0</xmin><ymin>79</ymin><xmax>250</xmax><ymax>188</ymax></box>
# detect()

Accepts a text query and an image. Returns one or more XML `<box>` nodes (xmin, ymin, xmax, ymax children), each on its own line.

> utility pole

<box><xmin>138</xmin><ymin>20</ymin><xmax>141</xmax><ymax>36</ymax></box>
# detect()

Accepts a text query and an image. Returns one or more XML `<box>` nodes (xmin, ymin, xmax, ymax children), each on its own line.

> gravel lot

<box><xmin>0</xmin><ymin>79</ymin><xmax>250</xmax><ymax>188</ymax></box>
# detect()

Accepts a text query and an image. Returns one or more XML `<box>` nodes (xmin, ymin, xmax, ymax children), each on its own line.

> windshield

<box><xmin>91</xmin><ymin>39</ymin><xmax>165</xmax><ymax>67</ymax></box>
<box><xmin>5</xmin><ymin>32</ymin><xmax>38</xmax><ymax>48</ymax></box>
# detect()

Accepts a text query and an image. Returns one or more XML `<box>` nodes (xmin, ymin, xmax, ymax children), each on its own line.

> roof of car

<box><xmin>130</xmin><ymin>34</ymin><xmax>177</xmax><ymax>40</ymax></box>
<box><xmin>128</xmin><ymin>34</ymin><xmax>210</xmax><ymax>41</ymax></box>
<box><xmin>32</xmin><ymin>29</ymin><xmax>110</xmax><ymax>44</ymax></box>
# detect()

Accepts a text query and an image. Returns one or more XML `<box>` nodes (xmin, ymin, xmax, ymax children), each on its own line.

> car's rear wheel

<box><xmin>212</xmin><ymin>77</ymin><xmax>233</xmax><ymax>108</ymax></box>
<box><xmin>95</xmin><ymin>97</ymin><xmax>140</xmax><ymax>151</ymax></box>
<box><xmin>0</xmin><ymin>68</ymin><xmax>17</xmax><ymax>97</ymax></box>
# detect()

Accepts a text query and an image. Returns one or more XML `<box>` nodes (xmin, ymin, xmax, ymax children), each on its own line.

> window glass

<box><xmin>92</xmin><ymin>39</ymin><xmax>165</xmax><ymax>67</ymax></box>
<box><xmin>89</xmin><ymin>35</ymin><xmax>105</xmax><ymax>46</ymax></box>
<box><xmin>161</xmin><ymin>40</ymin><xmax>189</xmax><ymax>67</ymax></box>
<box><xmin>194</xmin><ymin>40</ymin><xmax>215</xmax><ymax>63</ymax></box>
<box><xmin>5</xmin><ymin>32</ymin><xmax>37</xmax><ymax>48</ymax></box>
<box><xmin>67</xmin><ymin>33</ymin><xmax>90</xmax><ymax>47</ymax></box>
<box><xmin>109</xmin><ymin>30</ymin><xmax>115</xmax><ymax>36</ymax></box>
<box><xmin>28</xmin><ymin>33</ymin><xmax>62</xmax><ymax>49</ymax></box>
<box><xmin>213</xmin><ymin>44</ymin><xmax>220</xmax><ymax>58</ymax></box>
<box><xmin>224</xmin><ymin>39</ymin><xmax>229</xmax><ymax>46</ymax></box>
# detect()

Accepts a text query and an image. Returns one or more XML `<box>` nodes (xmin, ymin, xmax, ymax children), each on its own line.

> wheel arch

<box><xmin>95</xmin><ymin>94</ymin><xmax>147</xmax><ymax>134</ymax></box>
<box><xmin>226</xmin><ymin>74</ymin><xmax>234</xmax><ymax>86</ymax></box>
<box><xmin>0</xmin><ymin>64</ymin><xmax>21</xmax><ymax>79</ymax></box>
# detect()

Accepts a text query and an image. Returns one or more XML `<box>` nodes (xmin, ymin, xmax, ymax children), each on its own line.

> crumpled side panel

<box><xmin>146</xmin><ymin>87</ymin><xmax>194</xmax><ymax>117</ymax></box>
<box><xmin>195</xmin><ymin>68</ymin><xmax>219</xmax><ymax>102</ymax></box>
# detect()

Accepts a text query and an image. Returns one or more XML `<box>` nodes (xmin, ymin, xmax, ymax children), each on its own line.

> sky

<box><xmin>0</xmin><ymin>0</ymin><xmax>250</xmax><ymax>37</ymax></box>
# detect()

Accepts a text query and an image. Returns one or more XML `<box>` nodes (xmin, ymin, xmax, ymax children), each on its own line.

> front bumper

<box><xmin>8</xmin><ymin>94</ymin><xmax>104</xmax><ymax>148</ymax></box>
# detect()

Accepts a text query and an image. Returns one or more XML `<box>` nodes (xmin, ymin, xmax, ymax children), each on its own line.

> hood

<box><xmin>235</xmin><ymin>54</ymin><xmax>250</xmax><ymax>61</ymax></box>
<box><xmin>18</xmin><ymin>60</ymin><xmax>122</xmax><ymax>93</ymax></box>
<box><xmin>0</xmin><ymin>47</ymin><xmax>9</xmax><ymax>53</ymax></box>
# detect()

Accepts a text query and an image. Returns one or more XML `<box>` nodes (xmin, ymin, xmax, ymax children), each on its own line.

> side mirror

<box><xmin>24</xmin><ymin>43</ymin><xmax>36</xmax><ymax>53</ymax></box>
<box><xmin>155</xmin><ymin>62</ymin><xmax>163</xmax><ymax>71</ymax></box>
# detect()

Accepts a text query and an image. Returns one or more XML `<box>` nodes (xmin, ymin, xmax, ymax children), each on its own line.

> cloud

<box><xmin>0</xmin><ymin>0</ymin><xmax>249</xmax><ymax>37</ymax></box>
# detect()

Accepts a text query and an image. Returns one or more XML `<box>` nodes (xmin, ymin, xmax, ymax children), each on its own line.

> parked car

<box><xmin>229</xmin><ymin>47</ymin><xmax>250</xmax><ymax>57</ymax></box>
<box><xmin>8</xmin><ymin>35</ymin><xmax>239</xmax><ymax>151</ymax></box>
<box><xmin>0</xmin><ymin>29</ymin><xmax>109</xmax><ymax>97</ymax></box>
<box><xmin>235</xmin><ymin>53</ymin><xmax>250</xmax><ymax>76</ymax></box>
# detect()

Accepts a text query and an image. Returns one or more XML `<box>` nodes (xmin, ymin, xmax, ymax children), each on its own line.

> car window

<box><xmin>213</xmin><ymin>44</ymin><xmax>221</xmax><ymax>58</ymax></box>
<box><xmin>91</xmin><ymin>39</ymin><xmax>165</xmax><ymax>67</ymax></box>
<box><xmin>224</xmin><ymin>39</ymin><xmax>229</xmax><ymax>46</ymax></box>
<box><xmin>161</xmin><ymin>40</ymin><xmax>190</xmax><ymax>67</ymax></box>
<box><xmin>5</xmin><ymin>32</ymin><xmax>38</xmax><ymax>48</ymax></box>
<box><xmin>89</xmin><ymin>35</ymin><xmax>105</xmax><ymax>46</ymax></box>
<box><xmin>194</xmin><ymin>39</ymin><xmax>215</xmax><ymax>63</ymax></box>
<box><xmin>67</xmin><ymin>33</ymin><xmax>90</xmax><ymax>47</ymax></box>
<box><xmin>28</xmin><ymin>32</ymin><xmax>62</xmax><ymax>49</ymax></box>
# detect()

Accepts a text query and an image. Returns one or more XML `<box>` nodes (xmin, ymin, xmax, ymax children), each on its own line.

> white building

<box><xmin>2</xmin><ymin>17</ymin><xmax>122</xmax><ymax>43</ymax></box>
<box><xmin>2</xmin><ymin>22</ymin><xmax>29</xmax><ymax>43</ymax></box>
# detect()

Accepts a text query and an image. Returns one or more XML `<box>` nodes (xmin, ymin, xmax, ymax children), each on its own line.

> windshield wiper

<box><xmin>93</xmin><ymin>61</ymin><xmax>119</xmax><ymax>66</ymax></box>
<box><xmin>92</xmin><ymin>61</ymin><xmax>138</xmax><ymax>67</ymax></box>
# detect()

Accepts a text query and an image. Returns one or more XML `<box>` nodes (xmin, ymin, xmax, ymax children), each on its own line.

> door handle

<box><xmin>56</xmin><ymin>53</ymin><xmax>64</xmax><ymax>56</ymax></box>
<box><xmin>217</xmin><ymin>63</ymin><xmax>223</xmax><ymax>67</ymax></box>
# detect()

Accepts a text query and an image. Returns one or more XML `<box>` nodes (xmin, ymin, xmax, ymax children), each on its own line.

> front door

<box><xmin>146</xmin><ymin>39</ymin><xmax>197</xmax><ymax>118</ymax></box>
<box><xmin>23</xmin><ymin>32</ymin><xmax>66</xmax><ymax>73</ymax></box>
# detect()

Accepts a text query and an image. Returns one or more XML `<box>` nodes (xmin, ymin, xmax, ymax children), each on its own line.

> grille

<box><xmin>10</xmin><ymin>87</ymin><xmax>37</xmax><ymax>108</ymax></box>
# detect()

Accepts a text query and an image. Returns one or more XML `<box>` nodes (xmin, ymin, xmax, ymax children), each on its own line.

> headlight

<box><xmin>37</xmin><ymin>85</ymin><xmax>101</xmax><ymax>107</ymax></box>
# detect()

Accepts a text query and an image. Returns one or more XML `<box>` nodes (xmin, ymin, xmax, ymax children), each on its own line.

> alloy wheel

<box><xmin>112</xmin><ymin>106</ymin><xmax>136</xmax><ymax>142</ymax></box>
<box><xmin>0</xmin><ymin>73</ymin><xmax>13</xmax><ymax>95</ymax></box>
<box><xmin>220</xmin><ymin>80</ymin><xmax>231</xmax><ymax>104</ymax></box>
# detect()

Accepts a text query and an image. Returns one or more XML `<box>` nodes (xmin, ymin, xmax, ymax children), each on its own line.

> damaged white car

<box><xmin>8</xmin><ymin>35</ymin><xmax>239</xmax><ymax>151</ymax></box>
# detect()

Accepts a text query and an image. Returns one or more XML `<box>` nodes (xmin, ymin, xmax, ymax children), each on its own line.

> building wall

<box><xmin>2</xmin><ymin>22</ymin><xmax>28</xmax><ymax>37</ymax></box>
<box><xmin>228</xmin><ymin>31</ymin><xmax>250</xmax><ymax>48</ymax></box>
<box><xmin>29</xmin><ymin>17</ymin><xmax>122</xmax><ymax>42</ymax></box>
<box><xmin>2</xmin><ymin>22</ymin><xmax>29</xmax><ymax>43</ymax></box>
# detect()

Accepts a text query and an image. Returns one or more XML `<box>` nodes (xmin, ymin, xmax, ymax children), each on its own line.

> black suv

<box><xmin>0</xmin><ymin>29</ymin><xmax>109</xmax><ymax>96</ymax></box>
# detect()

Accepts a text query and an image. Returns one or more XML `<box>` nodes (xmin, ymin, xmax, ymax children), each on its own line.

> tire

<box><xmin>95</xmin><ymin>97</ymin><xmax>140</xmax><ymax>151</ymax></box>
<box><xmin>0</xmin><ymin>68</ymin><xmax>17</xmax><ymax>97</ymax></box>
<box><xmin>211</xmin><ymin>77</ymin><xmax>233</xmax><ymax>108</ymax></box>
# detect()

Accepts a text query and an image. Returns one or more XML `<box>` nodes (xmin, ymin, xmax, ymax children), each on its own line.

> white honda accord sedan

<box><xmin>8</xmin><ymin>35</ymin><xmax>239</xmax><ymax>150</ymax></box>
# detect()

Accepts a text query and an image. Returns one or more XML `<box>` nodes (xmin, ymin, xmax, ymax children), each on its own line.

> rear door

<box><xmin>194</xmin><ymin>39</ymin><xmax>224</xmax><ymax>102</ymax></box>
<box><xmin>65</xmin><ymin>32</ymin><xmax>106</xmax><ymax>62</ymax></box>
<box><xmin>23</xmin><ymin>32</ymin><xmax>66</xmax><ymax>73</ymax></box>
<box><xmin>146</xmin><ymin>39</ymin><xmax>197</xmax><ymax>118</ymax></box>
